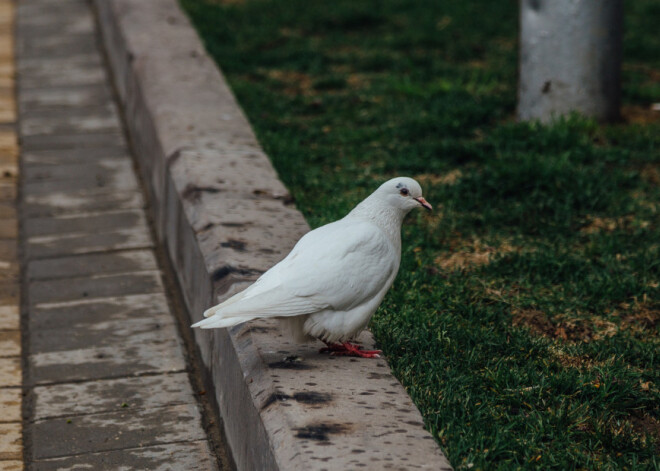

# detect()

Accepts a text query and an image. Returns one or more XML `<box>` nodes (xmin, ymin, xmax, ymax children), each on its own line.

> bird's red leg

<box><xmin>319</xmin><ymin>341</ymin><xmax>345</xmax><ymax>354</ymax></box>
<box><xmin>319</xmin><ymin>341</ymin><xmax>381</xmax><ymax>358</ymax></box>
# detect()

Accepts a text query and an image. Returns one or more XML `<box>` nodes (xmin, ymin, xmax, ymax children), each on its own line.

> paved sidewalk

<box><xmin>13</xmin><ymin>0</ymin><xmax>225</xmax><ymax>468</ymax></box>
<box><xmin>0</xmin><ymin>0</ymin><xmax>22</xmax><ymax>469</ymax></box>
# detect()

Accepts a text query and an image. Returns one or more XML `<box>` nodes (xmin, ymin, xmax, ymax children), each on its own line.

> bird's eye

<box><xmin>399</xmin><ymin>188</ymin><xmax>409</xmax><ymax>196</ymax></box>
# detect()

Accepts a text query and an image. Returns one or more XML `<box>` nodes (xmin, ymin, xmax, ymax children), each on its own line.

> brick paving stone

<box><xmin>0</xmin><ymin>461</ymin><xmax>21</xmax><ymax>470</ymax></box>
<box><xmin>0</xmin><ymin>0</ymin><xmax>21</xmax><ymax>466</ymax></box>
<box><xmin>26</xmin><ymin>250</ymin><xmax>158</xmax><ymax>280</ymax></box>
<box><xmin>0</xmin><ymin>201</ymin><xmax>16</xmax><ymax>219</ymax></box>
<box><xmin>23</xmin><ymin>189</ymin><xmax>145</xmax><ymax>218</ymax></box>
<box><xmin>15</xmin><ymin>0</ymin><xmax>224</xmax><ymax>467</ymax></box>
<box><xmin>22</xmin><ymin>163</ymin><xmax>138</xmax><ymax>195</ymax></box>
<box><xmin>20</xmin><ymin>107</ymin><xmax>121</xmax><ymax>136</ymax></box>
<box><xmin>0</xmin><ymin>217</ymin><xmax>17</xmax><ymax>238</ymax></box>
<box><xmin>0</xmin><ymin>305</ymin><xmax>19</xmax><ymax>330</ymax></box>
<box><xmin>24</xmin><ymin>209</ymin><xmax>147</xmax><ymax>237</ymax></box>
<box><xmin>21</xmin><ymin>131</ymin><xmax>124</xmax><ymax>151</ymax></box>
<box><xmin>18</xmin><ymin>33</ymin><xmax>98</xmax><ymax>59</ymax></box>
<box><xmin>0</xmin><ymin>331</ymin><xmax>20</xmax><ymax>357</ymax></box>
<box><xmin>19</xmin><ymin>83</ymin><xmax>113</xmax><ymax>109</ymax></box>
<box><xmin>28</xmin><ymin>271</ymin><xmax>162</xmax><ymax>304</ymax></box>
<box><xmin>0</xmin><ymin>239</ymin><xmax>17</xmax><ymax>261</ymax></box>
<box><xmin>21</xmin><ymin>146</ymin><xmax>128</xmax><ymax>167</ymax></box>
<box><xmin>0</xmin><ymin>181</ymin><xmax>15</xmax><ymax>201</ymax></box>
<box><xmin>0</xmin><ymin>388</ymin><xmax>21</xmax><ymax>423</ymax></box>
<box><xmin>25</xmin><ymin>227</ymin><xmax>153</xmax><ymax>259</ymax></box>
<box><xmin>0</xmin><ymin>423</ymin><xmax>21</xmax><ymax>460</ymax></box>
<box><xmin>18</xmin><ymin>58</ymin><xmax>106</xmax><ymax>88</ymax></box>
<box><xmin>28</xmin><ymin>293</ymin><xmax>168</xmax><ymax>331</ymax></box>
<box><xmin>28</xmin><ymin>336</ymin><xmax>186</xmax><ymax>385</ymax></box>
<box><xmin>32</xmin><ymin>441</ymin><xmax>219</xmax><ymax>471</ymax></box>
<box><xmin>33</xmin><ymin>373</ymin><xmax>196</xmax><ymax>420</ymax></box>
<box><xmin>30</xmin><ymin>404</ymin><xmax>207</xmax><ymax>460</ymax></box>
<box><xmin>30</xmin><ymin>312</ymin><xmax>176</xmax><ymax>354</ymax></box>
<box><xmin>0</xmin><ymin>357</ymin><xmax>20</xmax><ymax>387</ymax></box>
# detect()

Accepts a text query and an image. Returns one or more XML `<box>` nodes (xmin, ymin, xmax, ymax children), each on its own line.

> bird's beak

<box><xmin>414</xmin><ymin>197</ymin><xmax>432</xmax><ymax>211</ymax></box>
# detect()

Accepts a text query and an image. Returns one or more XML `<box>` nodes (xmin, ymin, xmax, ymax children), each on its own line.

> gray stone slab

<box><xmin>20</xmin><ymin>103</ymin><xmax>116</xmax><ymax>119</ymax></box>
<box><xmin>0</xmin><ymin>182</ymin><xmax>17</xmax><ymax>202</ymax></box>
<box><xmin>20</xmin><ymin>132</ymin><xmax>125</xmax><ymax>151</ymax></box>
<box><xmin>23</xmin><ymin>189</ymin><xmax>145</xmax><ymax>218</ymax></box>
<box><xmin>25</xmin><ymin>227</ymin><xmax>153</xmax><ymax>259</ymax></box>
<box><xmin>19</xmin><ymin>84</ymin><xmax>113</xmax><ymax>110</ymax></box>
<box><xmin>18</xmin><ymin>0</ymin><xmax>89</xmax><ymax>20</ymax></box>
<box><xmin>27</xmin><ymin>250</ymin><xmax>158</xmax><ymax>280</ymax></box>
<box><xmin>22</xmin><ymin>147</ymin><xmax>128</xmax><ymax>167</ymax></box>
<box><xmin>32</xmin><ymin>373</ymin><xmax>196</xmax><ymax>420</ymax></box>
<box><xmin>0</xmin><ymin>239</ymin><xmax>17</xmax><ymax>262</ymax></box>
<box><xmin>20</xmin><ymin>106</ymin><xmax>120</xmax><ymax>137</ymax></box>
<box><xmin>28</xmin><ymin>271</ymin><xmax>162</xmax><ymax>304</ymax></box>
<box><xmin>16</xmin><ymin>10</ymin><xmax>94</xmax><ymax>36</ymax></box>
<box><xmin>22</xmin><ymin>162</ymin><xmax>137</xmax><ymax>195</ymax></box>
<box><xmin>28</xmin><ymin>293</ymin><xmax>169</xmax><ymax>331</ymax></box>
<box><xmin>32</xmin><ymin>440</ymin><xmax>219</xmax><ymax>471</ymax></box>
<box><xmin>23</xmin><ymin>159</ymin><xmax>134</xmax><ymax>183</ymax></box>
<box><xmin>0</xmin><ymin>201</ymin><xmax>17</xmax><ymax>219</ymax></box>
<box><xmin>18</xmin><ymin>33</ymin><xmax>98</xmax><ymax>60</ymax></box>
<box><xmin>30</xmin><ymin>314</ymin><xmax>177</xmax><ymax>355</ymax></box>
<box><xmin>30</xmin><ymin>404</ymin><xmax>206</xmax><ymax>460</ymax></box>
<box><xmin>28</xmin><ymin>334</ymin><xmax>186</xmax><ymax>385</ymax></box>
<box><xmin>18</xmin><ymin>56</ymin><xmax>106</xmax><ymax>89</ymax></box>
<box><xmin>24</xmin><ymin>209</ymin><xmax>146</xmax><ymax>237</ymax></box>
<box><xmin>17</xmin><ymin>0</ymin><xmax>93</xmax><ymax>29</ymax></box>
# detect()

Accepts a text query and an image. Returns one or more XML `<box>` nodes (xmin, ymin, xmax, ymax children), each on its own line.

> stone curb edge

<box><xmin>92</xmin><ymin>0</ymin><xmax>452</xmax><ymax>470</ymax></box>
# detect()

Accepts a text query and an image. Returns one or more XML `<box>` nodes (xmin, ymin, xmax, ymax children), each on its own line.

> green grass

<box><xmin>180</xmin><ymin>0</ymin><xmax>660</xmax><ymax>468</ymax></box>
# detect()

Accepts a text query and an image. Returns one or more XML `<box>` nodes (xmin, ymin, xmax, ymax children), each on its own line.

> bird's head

<box><xmin>378</xmin><ymin>177</ymin><xmax>432</xmax><ymax>214</ymax></box>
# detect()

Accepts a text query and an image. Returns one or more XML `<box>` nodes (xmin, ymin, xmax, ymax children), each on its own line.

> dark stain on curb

<box><xmin>261</xmin><ymin>392</ymin><xmax>291</xmax><ymax>410</ymax></box>
<box><xmin>292</xmin><ymin>392</ymin><xmax>333</xmax><ymax>405</ymax></box>
<box><xmin>182</xmin><ymin>183</ymin><xmax>222</xmax><ymax>201</ymax></box>
<box><xmin>268</xmin><ymin>360</ymin><xmax>313</xmax><ymax>370</ymax></box>
<box><xmin>294</xmin><ymin>423</ymin><xmax>349</xmax><ymax>441</ymax></box>
<box><xmin>220</xmin><ymin>239</ymin><xmax>247</xmax><ymax>251</ymax></box>
<box><xmin>211</xmin><ymin>265</ymin><xmax>262</xmax><ymax>282</ymax></box>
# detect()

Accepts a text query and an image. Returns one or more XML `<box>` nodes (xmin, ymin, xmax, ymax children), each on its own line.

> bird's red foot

<box><xmin>319</xmin><ymin>342</ymin><xmax>381</xmax><ymax>358</ymax></box>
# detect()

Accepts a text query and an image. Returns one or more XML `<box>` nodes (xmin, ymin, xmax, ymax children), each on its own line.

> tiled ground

<box><xmin>12</xmin><ymin>0</ymin><xmax>225</xmax><ymax>468</ymax></box>
<box><xmin>0</xmin><ymin>0</ymin><xmax>22</xmax><ymax>468</ymax></box>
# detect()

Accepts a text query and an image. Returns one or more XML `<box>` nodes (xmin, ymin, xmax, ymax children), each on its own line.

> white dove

<box><xmin>192</xmin><ymin>177</ymin><xmax>432</xmax><ymax>358</ymax></box>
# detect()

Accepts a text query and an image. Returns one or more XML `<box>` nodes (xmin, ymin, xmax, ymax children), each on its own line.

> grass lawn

<box><xmin>180</xmin><ymin>0</ymin><xmax>660</xmax><ymax>468</ymax></box>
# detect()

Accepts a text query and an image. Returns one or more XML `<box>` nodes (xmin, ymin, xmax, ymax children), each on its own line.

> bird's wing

<box><xmin>205</xmin><ymin>218</ymin><xmax>397</xmax><ymax>320</ymax></box>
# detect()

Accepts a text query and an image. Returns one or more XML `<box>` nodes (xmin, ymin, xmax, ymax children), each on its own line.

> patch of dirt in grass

<box><xmin>554</xmin><ymin>317</ymin><xmax>619</xmax><ymax>342</ymax></box>
<box><xmin>417</xmin><ymin>169</ymin><xmax>463</xmax><ymax>186</ymax></box>
<box><xmin>640</xmin><ymin>164</ymin><xmax>660</xmax><ymax>185</ymax></box>
<box><xmin>434</xmin><ymin>237</ymin><xmax>516</xmax><ymax>271</ymax></box>
<box><xmin>618</xmin><ymin>302</ymin><xmax>660</xmax><ymax>335</ymax></box>
<box><xmin>512</xmin><ymin>310</ymin><xmax>623</xmax><ymax>343</ymax></box>
<box><xmin>264</xmin><ymin>69</ymin><xmax>314</xmax><ymax>96</ymax></box>
<box><xmin>346</xmin><ymin>73</ymin><xmax>371</xmax><ymax>89</ymax></box>
<box><xmin>630</xmin><ymin>413</ymin><xmax>660</xmax><ymax>454</ymax></box>
<box><xmin>512</xmin><ymin>308</ymin><xmax>554</xmax><ymax>337</ymax></box>
<box><xmin>548</xmin><ymin>346</ymin><xmax>609</xmax><ymax>369</ymax></box>
<box><xmin>580</xmin><ymin>215</ymin><xmax>632</xmax><ymax>234</ymax></box>
<box><xmin>579</xmin><ymin>214</ymin><xmax>652</xmax><ymax>235</ymax></box>
<box><xmin>622</xmin><ymin>105</ymin><xmax>660</xmax><ymax>124</ymax></box>
<box><xmin>208</xmin><ymin>0</ymin><xmax>244</xmax><ymax>4</ymax></box>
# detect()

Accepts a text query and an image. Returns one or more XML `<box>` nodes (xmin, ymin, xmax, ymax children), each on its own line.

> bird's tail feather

<box><xmin>202</xmin><ymin>289</ymin><xmax>249</xmax><ymax>318</ymax></box>
<box><xmin>191</xmin><ymin>314</ymin><xmax>259</xmax><ymax>329</ymax></box>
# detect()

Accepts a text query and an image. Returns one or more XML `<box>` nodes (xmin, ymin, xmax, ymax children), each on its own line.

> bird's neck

<box><xmin>347</xmin><ymin>197</ymin><xmax>406</xmax><ymax>247</ymax></box>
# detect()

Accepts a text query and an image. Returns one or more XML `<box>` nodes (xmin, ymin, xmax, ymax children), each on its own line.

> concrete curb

<box><xmin>93</xmin><ymin>0</ymin><xmax>452</xmax><ymax>469</ymax></box>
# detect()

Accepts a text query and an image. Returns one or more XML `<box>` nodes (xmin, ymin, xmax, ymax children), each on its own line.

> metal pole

<box><xmin>517</xmin><ymin>0</ymin><xmax>623</xmax><ymax>123</ymax></box>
